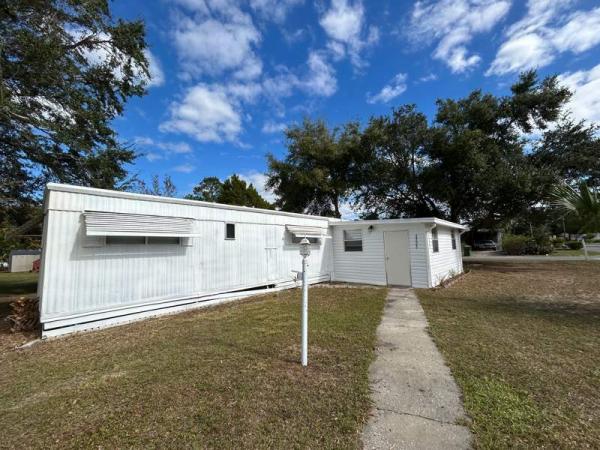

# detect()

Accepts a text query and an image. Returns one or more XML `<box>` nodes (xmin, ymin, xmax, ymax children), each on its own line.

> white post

<box><xmin>582</xmin><ymin>239</ymin><xmax>589</xmax><ymax>261</ymax></box>
<box><xmin>301</xmin><ymin>254</ymin><xmax>308</xmax><ymax>366</ymax></box>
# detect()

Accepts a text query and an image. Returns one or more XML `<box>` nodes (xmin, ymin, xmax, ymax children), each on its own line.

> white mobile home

<box><xmin>38</xmin><ymin>184</ymin><xmax>466</xmax><ymax>337</ymax></box>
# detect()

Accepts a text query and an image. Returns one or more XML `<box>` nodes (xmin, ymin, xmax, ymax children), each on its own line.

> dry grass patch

<box><xmin>417</xmin><ymin>262</ymin><xmax>600</xmax><ymax>449</ymax></box>
<box><xmin>0</xmin><ymin>286</ymin><xmax>386</xmax><ymax>448</ymax></box>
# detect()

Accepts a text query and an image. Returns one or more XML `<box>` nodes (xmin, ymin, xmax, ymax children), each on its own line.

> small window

<box><xmin>147</xmin><ymin>236</ymin><xmax>180</xmax><ymax>245</ymax></box>
<box><xmin>431</xmin><ymin>227</ymin><xmax>439</xmax><ymax>253</ymax></box>
<box><xmin>225</xmin><ymin>223</ymin><xmax>235</xmax><ymax>240</ymax></box>
<box><xmin>415</xmin><ymin>234</ymin><xmax>418</xmax><ymax>249</ymax></box>
<box><xmin>106</xmin><ymin>236</ymin><xmax>146</xmax><ymax>245</ymax></box>
<box><xmin>451</xmin><ymin>230</ymin><xmax>457</xmax><ymax>250</ymax></box>
<box><xmin>291</xmin><ymin>236</ymin><xmax>319</xmax><ymax>244</ymax></box>
<box><xmin>344</xmin><ymin>229</ymin><xmax>363</xmax><ymax>252</ymax></box>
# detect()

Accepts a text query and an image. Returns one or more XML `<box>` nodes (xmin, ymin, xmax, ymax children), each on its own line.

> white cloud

<box><xmin>559</xmin><ymin>64</ymin><xmax>600</xmax><ymax>124</ymax></box>
<box><xmin>300</xmin><ymin>51</ymin><xmax>337</xmax><ymax>97</ymax></box>
<box><xmin>172</xmin><ymin>163</ymin><xmax>196</xmax><ymax>173</ymax></box>
<box><xmin>171</xmin><ymin>1</ymin><xmax>263</xmax><ymax>80</ymax></box>
<box><xmin>134</xmin><ymin>137</ymin><xmax>192</xmax><ymax>161</ymax></box>
<box><xmin>160</xmin><ymin>84</ymin><xmax>243</xmax><ymax>143</ymax></box>
<box><xmin>488</xmin><ymin>2</ymin><xmax>600</xmax><ymax>75</ymax></box>
<box><xmin>238</xmin><ymin>171</ymin><xmax>276</xmax><ymax>203</ymax></box>
<box><xmin>408</xmin><ymin>0</ymin><xmax>511</xmax><ymax>73</ymax></box>
<box><xmin>249</xmin><ymin>0</ymin><xmax>303</xmax><ymax>24</ymax></box>
<box><xmin>262</xmin><ymin>120</ymin><xmax>287</xmax><ymax>134</ymax></box>
<box><xmin>144</xmin><ymin>50</ymin><xmax>165</xmax><ymax>87</ymax></box>
<box><xmin>419</xmin><ymin>73</ymin><xmax>438</xmax><ymax>82</ymax></box>
<box><xmin>367</xmin><ymin>73</ymin><xmax>408</xmax><ymax>104</ymax></box>
<box><xmin>319</xmin><ymin>0</ymin><xmax>379</xmax><ymax>68</ymax></box>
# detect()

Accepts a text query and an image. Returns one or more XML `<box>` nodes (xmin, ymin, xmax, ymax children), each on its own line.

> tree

<box><xmin>1</xmin><ymin>0</ymin><xmax>150</xmax><ymax>208</ymax></box>
<box><xmin>355</xmin><ymin>105</ymin><xmax>436</xmax><ymax>218</ymax></box>
<box><xmin>140</xmin><ymin>175</ymin><xmax>177</xmax><ymax>197</ymax></box>
<box><xmin>185</xmin><ymin>177</ymin><xmax>223</xmax><ymax>202</ymax></box>
<box><xmin>267</xmin><ymin>119</ymin><xmax>361</xmax><ymax>217</ymax></box>
<box><xmin>551</xmin><ymin>183</ymin><xmax>600</xmax><ymax>233</ymax></box>
<box><xmin>186</xmin><ymin>175</ymin><xmax>272</xmax><ymax>209</ymax></box>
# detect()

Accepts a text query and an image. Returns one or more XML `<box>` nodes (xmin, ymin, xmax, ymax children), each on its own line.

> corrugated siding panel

<box><xmin>84</xmin><ymin>211</ymin><xmax>194</xmax><ymax>236</ymax></box>
<box><xmin>428</xmin><ymin>226</ymin><xmax>463</xmax><ymax>286</ymax></box>
<box><xmin>40</xmin><ymin>190</ymin><xmax>333</xmax><ymax>322</ymax></box>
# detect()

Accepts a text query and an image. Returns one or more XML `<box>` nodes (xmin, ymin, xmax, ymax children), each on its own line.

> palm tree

<box><xmin>551</xmin><ymin>182</ymin><xmax>600</xmax><ymax>233</ymax></box>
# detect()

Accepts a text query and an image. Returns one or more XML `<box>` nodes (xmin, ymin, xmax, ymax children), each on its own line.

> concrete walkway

<box><xmin>362</xmin><ymin>288</ymin><xmax>472</xmax><ymax>449</ymax></box>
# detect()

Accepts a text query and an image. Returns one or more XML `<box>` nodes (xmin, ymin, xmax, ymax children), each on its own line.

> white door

<box><xmin>384</xmin><ymin>231</ymin><xmax>411</xmax><ymax>286</ymax></box>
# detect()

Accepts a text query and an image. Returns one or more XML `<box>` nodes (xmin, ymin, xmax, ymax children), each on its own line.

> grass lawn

<box><xmin>0</xmin><ymin>286</ymin><xmax>386</xmax><ymax>448</ymax></box>
<box><xmin>417</xmin><ymin>261</ymin><xmax>600</xmax><ymax>449</ymax></box>
<box><xmin>551</xmin><ymin>248</ymin><xmax>600</xmax><ymax>257</ymax></box>
<box><xmin>0</xmin><ymin>272</ymin><xmax>38</xmax><ymax>296</ymax></box>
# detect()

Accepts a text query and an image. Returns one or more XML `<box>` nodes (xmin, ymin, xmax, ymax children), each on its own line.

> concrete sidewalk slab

<box><xmin>362</xmin><ymin>288</ymin><xmax>472</xmax><ymax>449</ymax></box>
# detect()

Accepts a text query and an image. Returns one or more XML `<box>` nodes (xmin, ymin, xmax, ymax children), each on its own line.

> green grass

<box><xmin>0</xmin><ymin>286</ymin><xmax>386</xmax><ymax>448</ymax></box>
<box><xmin>551</xmin><ymin>248</ymin><xmax>600</xmax><ymax>256</ymax></box>
<box><xmin>417</xmin><ymin>262</ymin><xmax>600</xmax><ymax>449</ymax></box>
<box><xmin>0</xmin><ymin>272</ymin><xmax>38</xmax><ymax>296</ymax></box>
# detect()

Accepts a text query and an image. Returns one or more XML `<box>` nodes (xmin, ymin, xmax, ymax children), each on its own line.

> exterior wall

<box><xmin>9</xmin><ymin>251</ymin><xmax>41</xmax><ymax>273</ymax></box>
<box><xmin>331</xmin><ymin>223</ymin><xmax>430</xmax><ymax>288</ymax></box>
<box><xmin>427</xmin><ymin>225</ymin><xmax>464</xmax><ymax>286</ymax></box>
<box><xmin>39</xmin><ymin>187</ymin><xmax>334</xmax><ymax>330</ymax></box>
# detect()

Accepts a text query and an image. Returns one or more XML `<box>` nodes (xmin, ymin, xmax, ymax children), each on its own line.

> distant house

<box><xmin>8</xmin><ymin>249</ymin><xmax>41</xmax><ymax>273</ymax></box>
<box><xmin>38</xmin><ymin>184</ymin><xmax>467</xmax><ymax>337</ymax></box>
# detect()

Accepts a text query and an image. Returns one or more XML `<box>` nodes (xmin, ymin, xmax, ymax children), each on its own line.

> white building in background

<box><xmin>38</xmin><ymin>184</ymin><xmax>467</xmax><ymax>337</ymax></box>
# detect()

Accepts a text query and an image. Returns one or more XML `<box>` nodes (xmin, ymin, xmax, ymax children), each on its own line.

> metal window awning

<box><xmin>83</xmin><ymin>211</ymin><xmax>197</xmax><ymax>237</ymax></box>
<box><xmin>285</xmin><ymin>225</ymin><xmax>327</xmax><ymax>239</ymax></box>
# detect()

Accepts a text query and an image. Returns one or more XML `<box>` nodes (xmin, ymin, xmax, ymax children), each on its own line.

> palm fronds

<box><xmin>550</xmin><ymin>182</ymin><xmax>600</xmax><ymax>232</ymax></box>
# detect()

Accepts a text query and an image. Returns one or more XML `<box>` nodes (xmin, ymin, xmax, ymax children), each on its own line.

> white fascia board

<box><xmin>330</xmin><ymin>217</ymin><xmax>468</xmax><ymax>230</ymax></box>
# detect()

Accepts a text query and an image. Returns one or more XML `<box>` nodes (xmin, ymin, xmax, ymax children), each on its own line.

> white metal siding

<box><xmin>428</xmin><ymin>226</ymin><xmax>463</xmax><ymax>286</ymax></box>
<box><xmin>331</xmin><ymin>224</ymin><xmax>429</xmax><ymax>287</ymax></box>
<box><xmin>40</xmin><ymin>189</ymin><xmax>333</xmax><ymax>325</ymax></box>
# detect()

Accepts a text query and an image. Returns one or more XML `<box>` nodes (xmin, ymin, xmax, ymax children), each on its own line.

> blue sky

<box><xmin>110</xmin><ymin>0</ymin><xmax>600</xmax><ymax>202</ymax></box>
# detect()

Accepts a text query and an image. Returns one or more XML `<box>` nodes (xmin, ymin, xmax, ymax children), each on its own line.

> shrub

<box><xmin>566</xmin><ymin>240</ymin><xmax>583</xmax><ymax>250</ymax></box>
<box><xmin>503</xmin><ymin>233</ymin><xmax>554</xmax><ymax>255</ymax></box>
<box><xmin>502</xmin><ymin>235</ymin><xmax>531</xmax><ymax>255</ymax></box>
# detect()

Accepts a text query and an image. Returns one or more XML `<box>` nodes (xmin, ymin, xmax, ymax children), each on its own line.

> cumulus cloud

<box><xmin>300</xmin><ymin>51</ymin><xmax>337</xmax><ymax>96</ymax></box>
<box><xmin>238</xmin><ymin>171</ymin><xmax>276</xmax><ymax>203</ymax></box>
<box><xmin>558</xmin><ymin>63</ymin><xmax>600</xmax><ymax>124</ymax></box>
<box><xmin>366</xmin><ymin>73</ymin><xmax>408</xmax><ymax>104</ymax></box>
<box><xmin>319</xmin><ymin>0</ymin><xmax>379</xmax><ymax>68</ymax></box>
<box><xmin>160</xmin><ymin>84</ymin><xmax>243</xmax><ymax>143</ymax></box>
<box><xmin>262</xmin><ymin>120</ymin><xmax>288</xmax><ymax>134</ymax></box>
<box><xmin>135</xmin><ymin>137</ymin><xmax>192</xmax><ymax>161</ymax></box>
<box><xmin>407</xmin><ymin>0</ymin><xmax>511</xmax><ymax>73</ymax></box>
<box><xmin>249</xmin><ymin>0</ymin><xmax>303</xmax><ymax>24</ymax></box>
<box><xmin>488</xmin><ymin>1</ymin><xmax>600</xmax><ymax>75</ymax></box>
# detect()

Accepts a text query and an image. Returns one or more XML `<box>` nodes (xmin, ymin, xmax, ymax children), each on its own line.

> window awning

<box><xmin>285</xmin><ymin>225</ymin><xmax>327</xmax><ymax>239</ymax></box>
<box><xmin>83</xmin><ymin>211</ymin><xmax>197</xmax><ymax>237</ymax></box>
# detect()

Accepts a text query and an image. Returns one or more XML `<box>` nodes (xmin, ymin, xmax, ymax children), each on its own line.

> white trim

<box><xmin>330</xmin><ymin>217</ymin><xmax>468</xmax><ymax>230</ymax></box>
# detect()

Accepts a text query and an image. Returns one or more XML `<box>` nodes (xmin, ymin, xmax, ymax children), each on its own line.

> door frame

<box><xmin>383</xmin><ymin>230</ymin><xmax>412</xmax><ymax>287</ymax></box>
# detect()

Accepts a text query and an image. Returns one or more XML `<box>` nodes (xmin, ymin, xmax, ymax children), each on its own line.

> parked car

<box><xmin>473</xmin><ymin>240</ymin><xmax>497</xmax><ymax>250</ymax></box>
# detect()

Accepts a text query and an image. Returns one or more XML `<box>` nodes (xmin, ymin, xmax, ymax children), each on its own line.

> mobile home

<box><xmin>38</xmin><ymin>184</ymin><xmax>466</xmax><ymax>337</ymax></box>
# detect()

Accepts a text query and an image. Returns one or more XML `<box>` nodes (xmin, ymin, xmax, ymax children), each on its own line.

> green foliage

<box><xmin>137</xmin><ymin>175</ymin><xmax>177</xmax><ymax>197</ymax></box>
<box><xmin>186</xmin><ymin>175</ymin><xmax>272</xmax><ymax>209</ymax></box>
<box><xmin>550</xmin><ymin>183</ymin><xmax>600</xmax><ymax>233</ymax></box>
<box><xmin>502</xmin><ymin>232</ymin><xmax>553</xmax><ymax>255</ymax></box>
<box><xmin>267</xmin><ymin>119</ymin><xmax>361</xmax><ymax>217</ymax></box>
<box><xmin>1</xmin><ymin>0</ymin><xmax>149</xmax><ymax>207</ymax></box>
<box><xmin>566</xmin><ymin>241</ymin><xmax>583</xmax><ymax>250</ymax></box>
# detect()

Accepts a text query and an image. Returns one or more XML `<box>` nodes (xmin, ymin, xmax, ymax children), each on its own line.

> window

<box><xmin>344</xmin><ymin>229</ymin><xmax>363</xmax><ymax>252</ymax></box>
<box><xmin>225</xmin><ymin>223</ymin><xmax>235</xmax><ymax>240</ymax></box>
<box><xmin>291</xmin><ymin>236</ymin><xmax>319</xmax><ymax>244</ymax></box>
<box><xmin>106</xmin><ymin>236</ymin><xmax>146</xmax><ymax>245</ymax></box>
<box><xmin>148</xmin><ymin>236</ymin><xmax>180</xmax><ymax>245</ymax></box>
<box><xmin>431</xmin><ymin>227</ymin><xmax>439</xmax><ymax>253</ymax></box>
<box><xmin>451</xmin><ymin>230</ymin><xmax>457</xmax><ymax>250</ymax></box>
<box><xmin>415</xmin><ymin>234</ymin><xmax>418</xmax><ymax>249</ymax></box>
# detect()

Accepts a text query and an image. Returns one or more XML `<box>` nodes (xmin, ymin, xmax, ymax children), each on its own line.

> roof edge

<box><xmin>45</xmin><ymin>183</ymin><xmax>338</xmax><ymax>222</ymax></box>
<box><xmin>331</xmin><ymin>217</ymin><xmax>468</xmax><ymax>230</ymax></box>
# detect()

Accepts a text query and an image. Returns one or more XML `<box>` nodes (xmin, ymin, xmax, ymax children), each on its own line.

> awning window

<box><xmin>83</xmin><ymin>211</ymin><xmax>196</xmax><ymax>237</ymax></box>
<box><xmin>285</xmin><ymin>225</ymin><xmax>327</xmax><ymax>239</ymax></box>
